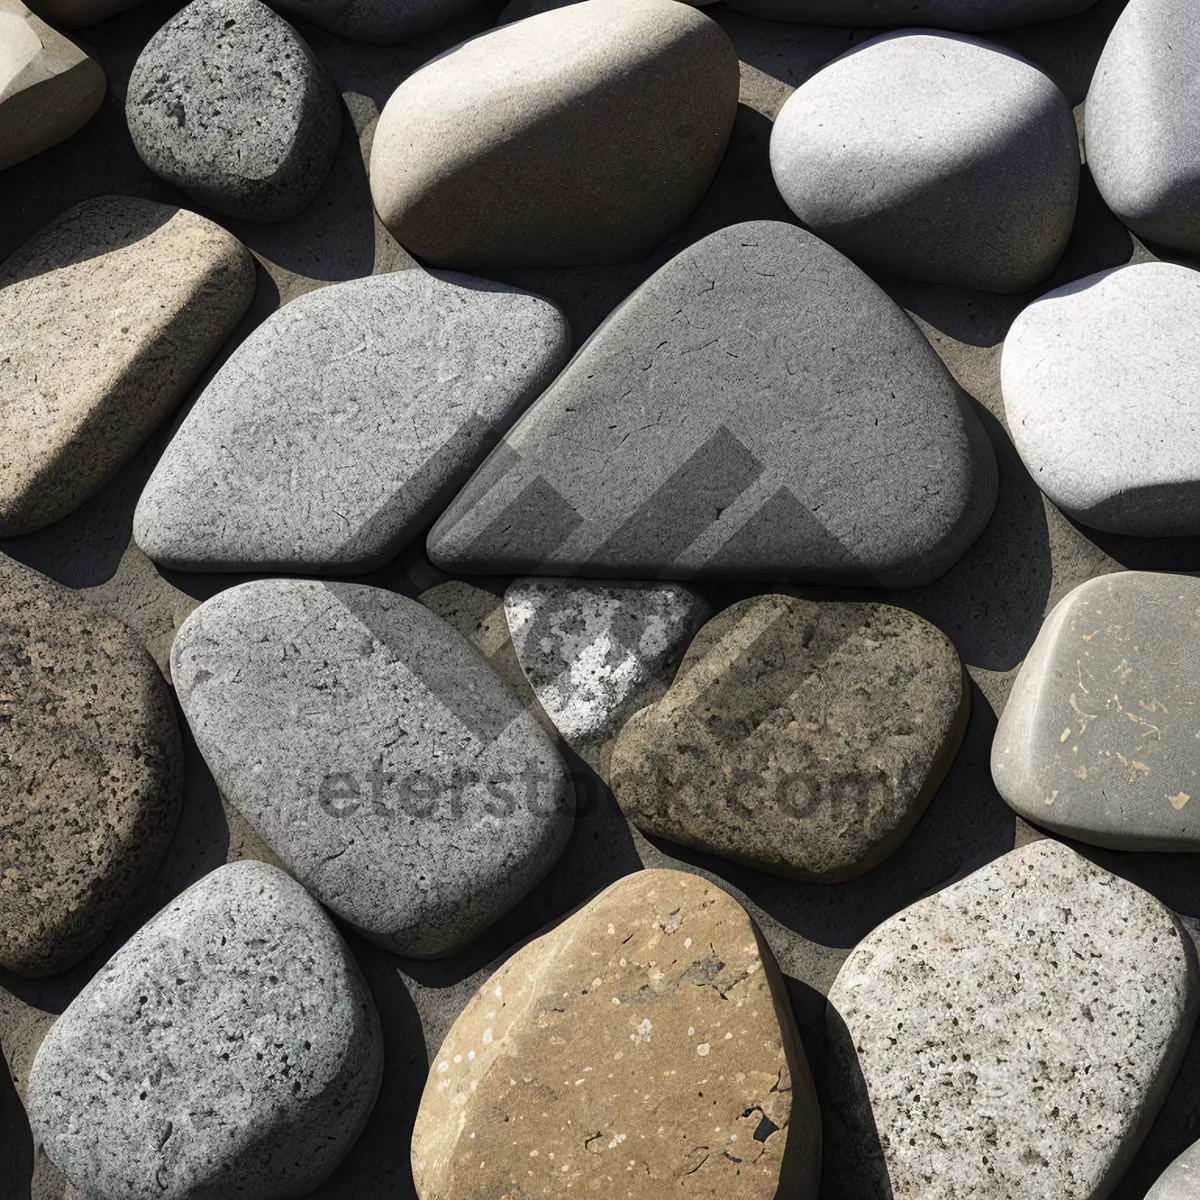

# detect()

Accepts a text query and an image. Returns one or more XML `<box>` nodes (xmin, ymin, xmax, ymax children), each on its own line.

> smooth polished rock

<box><xmin>724</xmin><ymin>0</ymin><xmax>1098</xmax><ymax>30</ymax></box>
<box><xmin>770</xmin><ymin>32</ymin><xmax>1078</xmax><ymax>292</ymax></box>
<box><xmin>126</xmin><ymin>0</ymin><xmax>340</xmax><ymax>222</ymax></box>
<box><xmin>171</xmin><ymin>580</ymin><xmax>573</xmax><ymax>958</ymax></box>
<box><xmin>135</xmin><ymin>271</ymin><xmax>569</xmax><ymax>574</ymax></box>
<box><xmin>1002</xmin><ymin>263</ymin><xmax>1200</xmax><ymax>535</ymax></box>
<box><xmin>1147</xmin><ymin>1140</ymin><xmax>1200</xmax><ymax>1200</ymax></box>
<box><xmin>369</xmin><ymin>0</ymin><xmax>739</xmax><ymax>267</ymax></box>
<box><xmin>27</xmin><ymin>860</ymin><xmax>384</xmax><ymax>1200</ymax></box>
<box><xmin>825</xmin><ymin>839</ymin><xmax>1198</xmax><ymax>1199</ymax></box>
<box><xmin>0</xmin><ymin>195</ymin><xmax>255</xmax><ymax>536</ymax></box>
<box><xmin>427</xmin><ymin>221</ymin><xmax>997</xmax><ymax>586</ymax></box>
<box><xmin>272</xmin><ymin>0</ymin><xmax>476</xmax><ymax>42</ymax></box>
<box><xmin>411</xmin><ymin>868</ymin><xmax>821</xmax><ymax>1199</ymax></box>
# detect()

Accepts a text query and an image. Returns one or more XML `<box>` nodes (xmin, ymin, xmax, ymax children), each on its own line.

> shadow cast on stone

<box><xmin>0</xmin><ymin>1055</ymin><xmax>34</xmax><ymax>1200</ymax></box>
<box><xmin>1068</xmin><ymin>519</ymin><xmax>1200</xmax><ymax>575</ymax></box>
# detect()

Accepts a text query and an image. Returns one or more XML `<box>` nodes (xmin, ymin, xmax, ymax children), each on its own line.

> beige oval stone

<box><xmin>411</xmin><ymin>868</ymin><xmax>820</xmax><ymax>1199</ymax></box>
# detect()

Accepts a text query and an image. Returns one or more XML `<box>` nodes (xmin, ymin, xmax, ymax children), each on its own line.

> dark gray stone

<box><xmin>724</xmin><ymin>0</ymin><xmax>1098</xmax><ymax>30</ymax></box>
<box><xmin>272</xmin><ymin>0</ymin><xmax>477</xmax><ymax>43</ymax></box>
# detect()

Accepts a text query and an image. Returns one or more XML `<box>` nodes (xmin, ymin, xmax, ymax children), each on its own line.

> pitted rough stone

<box><xmin>1147</xmin><ymin>1140</ymin><xmax>1200</xmax><ymax>1200</ymax></box>
<box><xmin>411</xmin><ymin>869</ymin><xmax>821</xmax><ymax>1199</ymax></box>
<box><xmin>724</xmin><ymin>0</ymin><xmax>1098</xmax><ymax>30</ymax></box>
<box><xmin>272</xmin><ymin>0</ymin><xmax>477</xmax><ymax>43</ymax></box>
<box><xmin>27</xmin><ymin>860</ymin><xmax>384</xmax><ymax>1200</ymax></box>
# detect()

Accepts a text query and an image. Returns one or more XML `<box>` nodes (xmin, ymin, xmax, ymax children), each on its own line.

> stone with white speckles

<box><xmin>825</xmin><ymin>838</ymin><xmax>1198</xmax><ymax>1199</ymax></box>
<box><xmin>993</xmin><ymin>572</ymin><xmax>1200</xmax><ymax>849</ymax></box>
<box><xmin>411</xmin><ymin>868</ymin><xmax>821</xmax><ymax>1199</ymax></box>
<box><xmin>1147</xmin><ymin>1140</ymin><xmax>1200</xmax><ymax>1200</ymax></box>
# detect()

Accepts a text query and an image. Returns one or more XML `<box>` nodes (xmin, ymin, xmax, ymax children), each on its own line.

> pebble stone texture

<box><xmin>171</xmin><ymin>580</ymin><xmax>574</xmax><ymax>958</ymax></box>
<box><xmin>724</xmin><ymin>0</ymin><xmax>1100</xmax><ymax>26</ymax></box>
<box><xmin>1146</xmin><ymin>1140</ymin><xmax>1200</xmax><ymax>1200</ymax></box>
<box><xmin>610</xmin><ymin>594</ymin><xmax>968</xmax><ymax>882</ymax></box>
<box><xmin>0</xmin><ymin>556</ymin><xmax>182</xmax><ymax>977</ymax></box>
<box><xmin>1002</xmin><ymin>262</ymin><xmax>1200</xmax><ymax>535</ymax></box>
<box><xmin>503</xmin><ymin>578</ymin><xmax>711</xmax><ymax>772</ymax></box>
<box><xmin>26</xmin><ymin>860</ymin><xmax>385</xmax><ymax>1200</ymax></box>
<box><xmin>428</xmin><ymin>220</ymin><xmax>998</xmax><ymax>586</ymax></box>
<box><xmin>135</xmin><ymin>271</ymin><xmax>570</xmax><ymax>574</ymax></box>
<box><xmin>272</xmin><ymin>0</ymin><xmax>479</xmax><ymax>42</ymax></box>
<box><xmin>126</xmin><ymin>0</ymin><xmax>342</xmax><ymax>221</ymax></box>
<box><xmin>0</xmin><ymin>0</ymin><xmax>105</xmax><ymax>170</ymax></box>
<box><xmin>411</xmin><ymin>868</ymin><xmax>821</xmax><ymax>1199</ymax></box>
<box><xmin>770</xmin><ymin>31</ymin><xmax>1079</xmax><ymax>292</ymax></box>
<box><xmin>993</xmin><ymin>572</ymin><xmax>1200</xmax><ymax>851</ymax></box>
<box><xmin>368</xmin><ymin>0</ymin><xmax>740</xmax><ymax>267</ymax></box>
<box><xmin>825</xmin><ymin>839</ymin><xmax>1200</xmax><ymax>1199</ymax></box>
<box><xmin>1087</xmin><ymin>0</ymin><xmax>1200</xmax><ymax>253</ymax></box>
<box><xmin>0</xmin><ymin>195</ymin><xmax>256</xmax><ymax>538</ymax></box>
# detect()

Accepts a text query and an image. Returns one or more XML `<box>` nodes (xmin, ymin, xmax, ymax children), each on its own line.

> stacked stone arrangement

<box><xmin>5</xmin><ymin>0</ymin><xmax>1200</xmax><ymax>1196</ymax></box>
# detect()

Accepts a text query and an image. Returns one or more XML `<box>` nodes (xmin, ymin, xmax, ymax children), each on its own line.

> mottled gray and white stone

<box><xmin>171</xmin><ymin>581</ymin><xmax>573</xmax><ymax>958</ymax></box>
<box><xmin>993</xmin><ymin>573</ymin><xmax>1200</xmax><ymax>850</ymax></box>
<box><xmin>27</xmin><ymin>860</ymin><xmax>383</xmax><ymax>1200</ymax></box>
<box><xmin>1002</xmin><ymin>263</ymin><xmax>1200</xmax><ymax>535</ymax></box>
<box><xmin>825</xmin><ymin>839</ymin><xmax>1198</xmax><ymax>1199</ymax></box>
<box><xmin>427</xmin><ymin>220</ymin><xmax>997</xmax><ymax>587</ymax></box>
<box><xmin>135</xmin><ymin>271</ymin><xmax>569</xmax><ymax>574</ymax></box>
<box><xmin>1148</xmin><ymin>1140</ymin><xmax>1200</xmax><ymax>1200</ymax></box>
<box><xmin>770</xmin><ymin>32</ymin><xmax>1078</xmax><ymax>293</ymax></box>
<box><xmin>272</xmin><ymin>0</ymin><xmax>476</xmax><ymax>42</ymax></box>
<box><xmin>725</xmin><ymin>0</ymin><xmax>1098</xmax><ymax>29</ymax></box>
<box><xmin>126</xmin><ymin>0</ymin><xmax>340</xmax><ymax>222</ymax></box>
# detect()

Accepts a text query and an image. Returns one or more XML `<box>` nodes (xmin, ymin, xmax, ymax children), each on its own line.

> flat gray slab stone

<box><xmin>135</xmin><ymin>271</ymin><xmax>569</xmax><ymax>574</ymax></box>
<box><xmin>1002</xmin><ymin>263</ymin><xmax>1200</xmax><ymax>535</ymax></box>
<box><xmin>825</xmin><ymin>839</ymin><xmax>1198</xmax><ymax>1200</ymax></box>
<box><xmin>427</xmin><ymin>220</ymin><xmax>997</xmax><ymax>586</ymax></box>
<box><xmin>770</xmin><ymin>32</ymin><xmax>1078</xmax><ymax>293</ymax></box>
<box><xmin>1148</xmin><ymin>1140</ymin><xmax>1200</xmax><ymax>1200</ymax></box>
<box><xmin>724</xmin><ymin>0</ymin><xmax>1098</xmax><ymax>29</ymax></box>
<box><xmin>171</xmin><ymin>581</ymin><xmax>573</xmax><ymax>957</ymax></box>
<box><xmin>271</xmin><ymin>0</ymin><xmax>475</xmax><ymax>42</ymax></box>
<box><xmin>27</xmin><ymin>860</ymin><xmax>384</xmax><ymax>1200</ymax></box>
<box><xmin>993</xmin><ymin>572</ymin><xmax>1200</xmax><ymax>849</ymax></box>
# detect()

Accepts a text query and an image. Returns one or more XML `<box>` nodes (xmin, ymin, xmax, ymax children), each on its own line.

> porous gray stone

<box><xmin>27</xmin><ymin>860</ymin><xmax>384</xmax><ymax>1200</ymax></box>
<box><xmin>1148</xmin><ymin>1141</ymin><xmax>1200</xmax><ymax>1200</ymax></box>
<box><xmin>171</xmin><ymin>580</ymin><xmax>573</xmax><ymax>958</ymax></box>
<box><xmin>126</xmin><ymin>0</ymin><xmax>341</xmax><ymax>222</ymax></box>
<box><xmin>724</xmin><ymin>0</ymin><xmax>1098</xmax><ymax>29</ymax></box>
<box><xmin>825</xmin><ymin>839</ymin><xmax>1198</xmax><ymax>1200</ymax></box>
<box><xmin>135</xmin><ymin>271</ymin><xmax>569</xmax><ymax>574</ymax></box>
<box><xmin>427</xmin><ymin>220</ymin><xmax>997</xmax><ymax>586</ymax></box>
<box><xmin>993</xmin><ymin>572</ymin><xmax>1200</xmax><ymax>850</ymax></box>
<box><xmin>770</xmin><ymin>32</ymin><xmax>1078</xmax><ymax>293</ymax></box>
<box><xmin>1002</xmin><ymin>263</ymin><xmax>1200</xmax><ymax>535</ymax></box>
<box><xmin>369</xmin><ymin>0</ymin><xmax>739</xmax><ymax>267</ymax></box>
<box><xmin>272</xmin><ymin>0</ymin><xmax>476</xmax><ymax>42</ymax></box>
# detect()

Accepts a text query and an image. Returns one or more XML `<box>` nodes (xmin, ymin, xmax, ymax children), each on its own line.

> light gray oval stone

<box><xmin>724</xmin><ymin>0</ymin><xmax>1098</xmax><ymax>29</ymax></box>
<box><xmin>135</xmin><ymin>271</ymin><xmax>570</xmax><ymax>574</ymax></box>
<box><xmin>271</xmin><ymin>0</ymin><xmax>476</xmax><ymax>42</ymax></box>
<box><xmin>770</xmin><ymin>32</ymin><xmax>1078</xmax><ymax>293</ymax></box>
<box><xmin>1002</xmin><ymin>263</ymin><xmax>1200</xmax><ymax>535</ymax></box>
<box><xmin>171</xmin><ymin>581</ymin><xmax>573</xmax><ymax>958</ymax></box>
<box><xmin>826</xmin><ymin>839</ymin><xmax>1198</xmax><ymax>1200</ymax></box>
<box><xmin>1148</xmin><ymin>1141</ymin><xmax>1200</xmax><ymax>1200</ymax></box>
<box><xmin>27</xmin><ymin>860</ymin><xmax>384</xmax><ymax>1200</ymax></box>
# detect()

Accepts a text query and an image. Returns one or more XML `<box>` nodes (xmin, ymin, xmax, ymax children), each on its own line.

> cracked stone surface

<box><xmin>723</xmin><ymin>0</ymin><xmax>1099</xmax><ymax>29</ymax></box>
<box><xmin>26</xmin><ymin>860</ymin><xmax>384</xmax><ymax>1200</ymax></box>
<box><xmin>171</xmin><ymin>580</ymin><xmax>574</xmax><ymax>957</ymax></box>
<box><xmin>825</xmin><ymin>839</ymin><xmax>1198</xmax><ymax>1200</ymax></box>
<box><xmin>126</xmin><ymin>0</ymin><xmax>341</xmax><ymax>221</ymax></box>
<box><xmin>411</xmin><ymin>868</ymin><xmax>820</xmax><ymax>1199</ymax></box>
<box><xmin>1147</xmin><ymin>1140</ymin><xmax>1200</xmax><ymax>1200</ymax></box>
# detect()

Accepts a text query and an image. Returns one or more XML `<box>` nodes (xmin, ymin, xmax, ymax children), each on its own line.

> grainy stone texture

<box><xmin>171</xmin><ymin>580</ymin><xmax>574</xmax><ymax>958</ymax></box>
<box><xmin>993</xmin><ymin>572</ymin><xmax>1200</xmax><ymax>850</ymax></box>
<box><xmin>0</xmin><ymin>0</ymin><xmax>104</xmax><ymax>170</ymax></box>
<box><xmin>724</xmin><ymin>0</ymin><xmax>1098</xmax><ymax>29</ymax></box>
<box><xmin>428</xmin><ymin>221</ymin><xmax>997</xmax><ymax>586</ymax></box>
<box><xmin>1002</xmin><ymin>263</ymin><xmax>1200</xmax><ymax>535</ymax></box>
<box><xmin>770</xmin><ymin>32</ymin><xmax>1079</xmax><ymax>292</ymax></box>
<box><xmin>825</xmin><ymin>839</ymin><xmax>1198</xmax><ymax>1200</ymax></box>
<box><xmin>369</xmin><ymin>0</ymin><xmax>739</xmax><ymax>267</ymax></box>
<box><xmin>26</xmin><ymin>860</ymin><xmax>384</xmax><ymax>1200</ymax></box>
<box><xmin>1147</xmin><ymin>1140</ymin><xmax>1200</xmax><ymax>1200</ymax></box>
<box><xmin>126</xmin><ymin>0</ymin><xmax>341</xmax><ymax>222</ymax></box>
<box><xmin>610</xmin><ymin>594</ymin><xmax>967</xmax><ymax>882</ymax></box>
<box><xmin>0</xmin><ymin>555</ymin><xmax>182</xmax><ymax>977</ymax></box>
<box><xmin>503</xmin><ymin>578</ymin><xmax>710</xmax><ymax>773</ymax></box>
<box><xmin>0</xmin><ymin>195</ymin><xmax>255</xmax><ymax>536</ymax></box>
<box><xmin>272</xmin><ymin>0</ymin><xmax>477</xmax><ymax>42</ymax></box>
<box><xmin>1087</xmin><ymin>0</ymin><xmax>1200</xmax><ymax>253</ymax></box>
<box><xmin>411</xmin><ymin>869</ymin><xmax>821</xmax><ymax>1199</ymax></box>
<box><xmin>135</xmin><ymin>271</ymin><xmax>569</xmax><ymax>574</ymax></box>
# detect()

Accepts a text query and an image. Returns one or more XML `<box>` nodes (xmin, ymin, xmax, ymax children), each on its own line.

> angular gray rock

<box><xmin>1002</xmin><ymin>263</ymin><xmax>1200</xmax><ymax>535</ymax></box>
<box><xmin>427</xmin><ymin>221</ymin><xmax>997</xmax><ymax>586</ymax></box>
<box><xmin>993</xmin><ymin>573</ymin><xmax>1200</xmax><ymax>850</ymax></box>
<box><xmin>135</xmin><ymin>271</ymin><xmax>570</xmax><ymax>574</ymax></box>
<box><xmin>770</xmin><ymin>32</ymin><xmax>1078</xmax><ymax>293</ymax></box>
<box><xmin>126</xmin><ymin>0</ymin><xmax>341</xmax><ymax>222</ymax></box>
<box><xmin>1148</xmin><ymin>1141</ymin><xmax>1200</xmax><ymax>1200</ymax></box>
<box><xmin>1087</xmin><ymin>0</ymin><xmax>1200</xmax><ymax>252</ymax></box>
<box><xmin>27</xmin><ymin>860</ymin><xmax>384</xmax><ymax>1200</ymax></box>
<box><xmin>724</xmin><ymin>0</ymin><xmax>1098</xmax><ymax>29</ymax></box>
<box><xmin>826</xmin><ymin>839</ymin><xmax>1198</xmax><ymax>1199</ymax></box>
<box><xmin>171</xmin><ymin>581</ymin><xmax>573</xmax><ymax>958</ymax></box>
<box><xmin>272</xmin><ymin>0</ymin><xmax>476</xmax><ymax>43</ymax></box>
